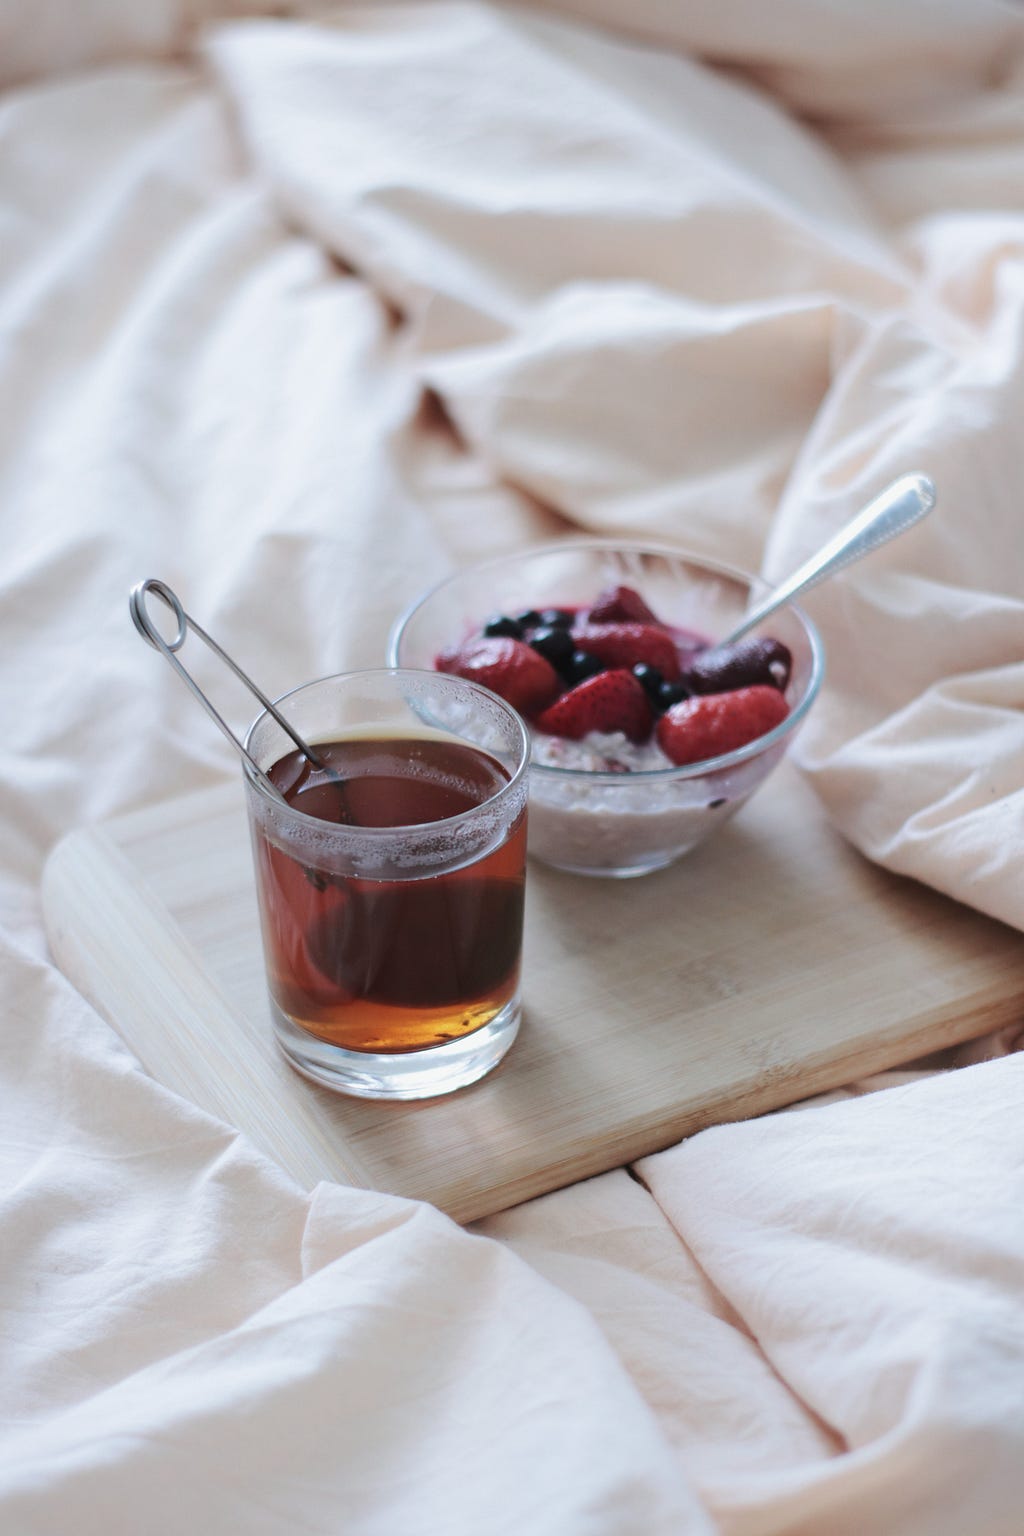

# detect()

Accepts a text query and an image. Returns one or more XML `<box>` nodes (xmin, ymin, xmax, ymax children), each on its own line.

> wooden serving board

<box><xmin>42</xmin><ymin>767</ymin><xmax>1023</xmax><ymax>1223</ymax></box>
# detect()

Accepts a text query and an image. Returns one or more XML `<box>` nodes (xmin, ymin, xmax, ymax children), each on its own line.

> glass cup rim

<box><xmin>242</xmin><ymin>666</ymin><xmax>532</xmax><ymax>838</ymax></box>
<box><xmin>386</xmin><ymin>537</ymin><xmax>826</xmax><ymax>783</ymax></box>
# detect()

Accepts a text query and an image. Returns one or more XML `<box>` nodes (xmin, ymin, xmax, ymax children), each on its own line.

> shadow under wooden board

<box><xmin>42</xmin><ymin>764</ymin><xmax>1024</xmax><ymax>1224</ymax></box>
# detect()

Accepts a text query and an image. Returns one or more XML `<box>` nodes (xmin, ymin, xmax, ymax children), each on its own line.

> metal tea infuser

<box><xmin>129</xmin><ymin>578</ymin><xmax>332</xmax><ymax>806</ymax></box>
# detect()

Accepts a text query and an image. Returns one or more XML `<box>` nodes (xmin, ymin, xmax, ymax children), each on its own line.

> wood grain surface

<box><xmin>41</xmin><ymin>767</ymin><xmax>1024</xmax><ymax>1223</ymax></box>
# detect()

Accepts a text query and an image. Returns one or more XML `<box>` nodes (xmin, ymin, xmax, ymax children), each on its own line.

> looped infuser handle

<box><xmin>130</xmin><ymin>578</ymin><xmax>189</xmax><ymax>653</ymax></box>
<box><xmin>129</xmin><ymin>578</ymin><xmax>325</xmax><ymax>802</ymax></box>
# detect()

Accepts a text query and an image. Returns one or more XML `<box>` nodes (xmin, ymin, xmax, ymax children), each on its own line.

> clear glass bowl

<box><xmin>388</xmin><ymin>540</ymin><xmax>825</xmax><ymax>878</ymax></box>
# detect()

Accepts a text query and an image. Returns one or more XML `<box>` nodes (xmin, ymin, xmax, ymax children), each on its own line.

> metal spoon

<box><xmin>720</xmin><ymin>472</ymin><xmax>936</xmax><ymax>647</ymax></box>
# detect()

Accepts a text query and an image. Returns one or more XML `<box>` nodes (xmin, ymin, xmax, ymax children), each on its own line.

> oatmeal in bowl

<box><xmin>388</xmin><ymin>540</ymin><xmax>824</xmax><ymax>877</ymax></box>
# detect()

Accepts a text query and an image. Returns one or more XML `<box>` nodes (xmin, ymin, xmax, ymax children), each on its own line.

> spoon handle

<box><xmin>723</xmin><ymin>472</ymin><xmax>936</xmax><ymax>646</ymax></box>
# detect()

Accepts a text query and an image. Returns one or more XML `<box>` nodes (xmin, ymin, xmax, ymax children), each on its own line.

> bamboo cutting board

<box><xmin>42</xmin><ymin>767</ymin><xmax>1024</xmax><ymax>1223</ymax></box>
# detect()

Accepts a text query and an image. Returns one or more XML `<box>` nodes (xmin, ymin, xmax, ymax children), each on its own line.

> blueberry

<box><xmin>563</xmin><ymin>650</ymin><xmax>604</xmax><ymax>684</ymax></box>
<box><xmin>529</xmin><ymin>625</ymin><xmax>575</xmax><ymax>666</ymax></box>
<box><xmin>632</xmin><ymin>663</ymin><xmax>665</xmax><ymax>706</ymax></box>
<box><xmin>658</xmin><ymin>679</ymin><xmax>691</xmax><ymax>709</ymax></box>
<box><xmin>513</xmin><ymin>608</ymin><xmax>543</xmax><ymax>631</ymax></box>
<box><xmin>539</xmin><ymin>607</ymin><xmax>574</xmax><ymax>629</ymax></box>
<box><xmin>482</xmin><ymin>614</ymin><xmax>523</xmax><ymax>639</ymax></box>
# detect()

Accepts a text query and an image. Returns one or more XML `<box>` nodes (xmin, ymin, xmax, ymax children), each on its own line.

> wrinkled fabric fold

<box><xmin>206</xmin><ymin>1</ymin><xmax>1024</xmax><ymax>932</ymax></box>
<box><xmin>3</xmin><ymin>2</ymin><xmax>1024</xmax><ymax>1531</ymax></box>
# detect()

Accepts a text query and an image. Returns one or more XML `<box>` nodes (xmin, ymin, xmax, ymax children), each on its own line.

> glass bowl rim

<box><xmin>386</xmin><ymin>537</ymin><xmax>826</xmax><ymax>783</ymax></box>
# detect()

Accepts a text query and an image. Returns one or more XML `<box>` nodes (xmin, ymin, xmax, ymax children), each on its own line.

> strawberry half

<box><xmin>656</xmin><ymin>686</ymin><xmax>788</xmax><ymax>766</ymax></box>
<box><xmin>435</xmin><ymin>637</ymin><xmax>560</xmax><ymax>716</ymax></box>
<box><xmin>535</xmin><ymin>668</ymin><xmax>652</xmax><ymax>743</ymax></box>
<box><xmin>587</xmin><ymin>584</ymin><xmax>661</xmax><ymax>626</ymax></box>
<box><xmin>572</xmin><ymin>621</ymin><xmax>681</xmax><ymax>680</ymax></box>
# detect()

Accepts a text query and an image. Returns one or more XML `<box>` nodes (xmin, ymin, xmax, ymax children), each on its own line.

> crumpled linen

<box><xmin>480</xmin><ymin>1054</ymin><xmax>1024</xmax><ymax>1536</ymax></box>
<box><xmin>2</xmin><ymin>2</ymin><xmax>1024</xmax><ymax>1532</ymax></box>
<box><xmin>206</xmin><ymin>0</ymin><xmax>1024</xmax><ymax>932</ymax></box>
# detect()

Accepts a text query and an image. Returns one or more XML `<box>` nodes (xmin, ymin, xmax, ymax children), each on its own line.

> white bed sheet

<box><xmin>2</xmin><ymin>3</ymin><xmax>1023</xmax><ymax>1531</ymax></box>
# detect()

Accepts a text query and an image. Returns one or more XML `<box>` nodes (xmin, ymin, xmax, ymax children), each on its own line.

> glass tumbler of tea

<box><xmin>241</xmin><ymin>669</ymin><xmax>530</xmax><ymax>1100</ymax></box>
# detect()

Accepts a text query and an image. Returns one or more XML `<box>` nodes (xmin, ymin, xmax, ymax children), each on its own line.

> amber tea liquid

<box><xmin>253</xmin><ymin>735</ymin><xmax>527</xmax><ymax>1053</ymax></box>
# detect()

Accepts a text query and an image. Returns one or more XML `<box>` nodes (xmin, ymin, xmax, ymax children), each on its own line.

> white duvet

<box><xmin>2</xmin><ymin>2</ymin><xmax>1024</xmax><ymax>1531</ymax></box>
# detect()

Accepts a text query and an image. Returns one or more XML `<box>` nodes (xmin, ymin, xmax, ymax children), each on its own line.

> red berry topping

<box><xmin>587</xmin><ymin>584</ymin><xmax>661</xmax><ymax>626</ymax></box>
<box><xmin>435</xmin><ymin>637</ymin><xmax>560</xmax><ymax>716</ymax></box>
<box><xmin>684</xmin><ymin>637</ymin><xmax>792</xmax><ymax>695</ymax></box>
<box><xmin>571</xmin><ymin>622</ymin><xmax>681</xmax><ymax>680</ymax></box>
<box><xmin>656</xmin><ymin>686</ymin><xmax>789</xmax><ymax>766</ymax></box>
<box><xmin>535</xmin><ymin>669</ymin><xmax>652</xmax><ymax>744</ymax></box>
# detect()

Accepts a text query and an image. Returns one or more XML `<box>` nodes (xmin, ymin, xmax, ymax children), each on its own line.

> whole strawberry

<box><xmin>535</xmin><ymin>668</ymin><xmax>652</xmax><ymax>743</ymax></box>
<box><xmin>572</xmin><ymin>621</ymin><xmax>681</xmax><ymax>680</ymax></box>
<box><xmin>587</xmin><ymin>583</ymin><xmax>662</xmax><ymax>626</ymax></box>
<box><xmin>656</xmin><ymin>686</ymin><xmax>788</xmax><ymax>766</ymax></box>
<box><xmin>435</xmin><ymin>637</ymin><xmax>560</xmax><ymax>716</ymax></box>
